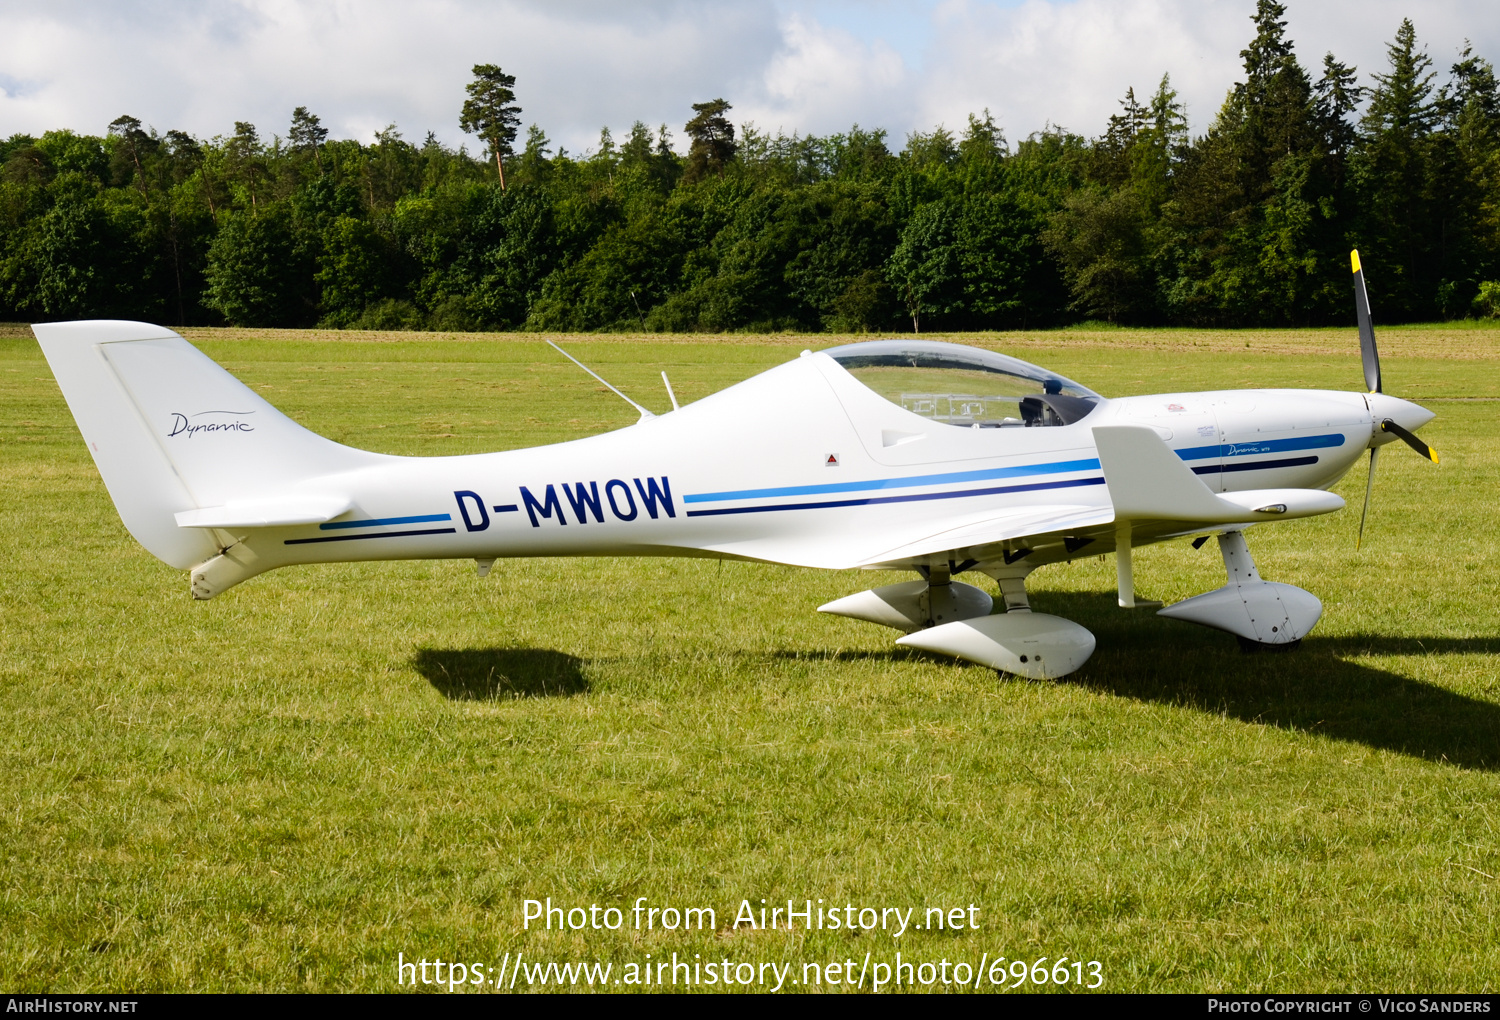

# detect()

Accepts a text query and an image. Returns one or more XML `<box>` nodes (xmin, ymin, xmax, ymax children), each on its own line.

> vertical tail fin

<box><xmin>34</xmin><ymin>320</ymin><xmax>379</xmax><ymax>569</ymax></box>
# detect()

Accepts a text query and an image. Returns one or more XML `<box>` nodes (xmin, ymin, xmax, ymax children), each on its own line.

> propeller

<box><xmin>1350</xmin><ymin>250</ymin><xmax>1439</xmax><ymax>550</ymax></box>
<box><xmin>1356</xmin><ymin>445</ymin><xmax>1379</xmax><ymax>551</ymax></box>
<box><xmin>1352</xmin><ymin>249</ymin><xmax>1381</xmax><ymax>395</ymax></box>
<box><xmin>1379</xmin><ymin>417</ymin><xmax>1438</xmax><ymax>463</ymax></box>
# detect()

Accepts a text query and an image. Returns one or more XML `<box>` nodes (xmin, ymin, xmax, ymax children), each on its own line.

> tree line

<box><xmin>2</xmin><ymin>2</ymin><xmax>1497</xmax><ymax>332</ymax></box>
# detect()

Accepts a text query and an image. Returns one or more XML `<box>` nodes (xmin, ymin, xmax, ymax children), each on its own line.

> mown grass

<box><xmin>1</xmin><ymin>327</ymin><xmax>1497</xmax><ymax>992</ymax></box>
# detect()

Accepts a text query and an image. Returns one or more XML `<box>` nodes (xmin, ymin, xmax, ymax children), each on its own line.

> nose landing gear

<box><xmin>1157</xmin><ymin>530</ymin><xmax>1322</xmax><ymax>648</ymax></box>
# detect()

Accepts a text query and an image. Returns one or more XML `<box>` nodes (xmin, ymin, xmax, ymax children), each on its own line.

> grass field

<box><xmin>2</xmin><ymin>323</ymin><xmax>1498</xmax><ymax>993</ymax></box>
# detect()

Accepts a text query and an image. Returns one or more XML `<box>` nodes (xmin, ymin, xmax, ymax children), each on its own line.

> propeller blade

<box><xmin>1381</xmin><ymin>418</ymin><xmax>1440</xmax><ymax>464</ymax></box>
<box><xmin>1351</xmin><ymin>250</ymin><xmax>1381</xmax><ymax>394</ymax></box>
<box><xmin>1357</xmin><ymin>446</ymin><xmax>1378</xmax><ymax>551</ymax></box>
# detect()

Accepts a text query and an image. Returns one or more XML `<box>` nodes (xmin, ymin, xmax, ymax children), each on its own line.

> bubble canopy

<box><xmin>821</xmin><ymin>339</ymin><xmax>1101</xmax><ymax>428</ymax></box>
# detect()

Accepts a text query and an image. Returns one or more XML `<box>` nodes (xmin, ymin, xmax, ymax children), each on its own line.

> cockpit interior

<box><xmin>824</xmin><ymin>340</ymin><xmax>1101</xmax><ymax>428</ymax></box>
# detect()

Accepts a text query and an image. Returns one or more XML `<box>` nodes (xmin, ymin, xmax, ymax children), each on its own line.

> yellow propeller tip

<box><xmin>1351</xmin><ymin>250</ymin><xmax>1362</xmax><ymax>274</ymax></box>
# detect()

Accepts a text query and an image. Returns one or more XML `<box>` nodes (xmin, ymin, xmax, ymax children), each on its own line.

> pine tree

<box><xmin>1229</xmin><ymin>0</ymin><xmax>1318</xmax><ymax>203</ymax></box>
<box><xmin>1314</xmin><ymin>55</ymin><xmax>1363</xmax><ymax>161</ymax></box>
<box><xmin>1355</xmin><ymin>19</ymin><xmax>1441</xmax><ymax>317</ymax></box>
<box><xmin>225</xmin><ymin>121</ymin><xmax>266</xmax><ymax>215</ymax></box>
<box><xmin>1437</xmin><ymin>44</ymin><xmax>1500</xmax><ymax>312</ymax></box>
<box><xmin>682</xmin><ymin>99</ymin><xmax>737</xmax><ymax>184</ymax></box>
<box><xmin>460</xmin><ymin>65</ymin><xmax>522</xmax><ymax>189</ymax></box>
<box><xmin>289</xmin><ymin>107</ymin><xmax>328</xmax><ymax>172</ymax></box>
<box><xmin>958</xmin><ymin>109</ymin><xmax>1007</xmax><ymax>165</ymax></box>
<box><xmin>513</xmin><ymin>124</ymin><xmax>552</xmax><ymax>187</ymax></box>
<box><xmin>1135</xmin><ymin>75</ymin><xmax>1187</xmax><ymax>209</ymax></box>
<box><xmin>1156</xmin><ymin>0</ymin><xmax>1339</xmax><ymax>324</ymax></box>
<box><xmin>621</xmin><ymin>122</ymin><xmax>653</xmax><ymax>166</ymax></box>
<box><xmin>1093</xmin><ymin>87</ymin><xmax>1148</xmax><ymax>188</ymax></box>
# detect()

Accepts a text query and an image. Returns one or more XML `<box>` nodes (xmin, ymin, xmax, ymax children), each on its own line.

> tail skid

<box><xmin>33</xmin><ymin>320</ymin><xmax>383</xmax><ymax>574</ymax></box>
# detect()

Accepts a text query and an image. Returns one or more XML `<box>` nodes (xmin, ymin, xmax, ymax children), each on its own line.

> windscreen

<box><xmin>823</xmin><ymin>339</ymin><xmax>1100</xmax><ymax>427</ymax></box>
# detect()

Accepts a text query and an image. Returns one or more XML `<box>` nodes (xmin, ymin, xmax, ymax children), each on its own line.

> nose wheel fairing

<box><xmin>1156</xmin><ymin>530</ymin><xmax>1321</xmax><ymax>647</ymax></box>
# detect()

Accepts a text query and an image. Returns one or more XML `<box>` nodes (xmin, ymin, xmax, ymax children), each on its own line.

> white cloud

<box><xmin>906</xmin><ymin>0</ymin><xmax>1500</xmax><ymax>141</ymax></box>
<box><xmin>739</xmin><ymin>12</ymin><xmax>917</xmax><ymax>138</ymax></box>
<box><xmin>914</xmin><ymin>0</ymin><xmax>1244</xmax><ymax>139</ymax></box>
<box><xmin>0</xmin><ymin>0</ymin><xmax>1495</xmax><ymax>154</ymax></box>
<box><xmin>0</xmin><ymin>1</ymin><xmax>783</xmax><ymax>152</ymax></box>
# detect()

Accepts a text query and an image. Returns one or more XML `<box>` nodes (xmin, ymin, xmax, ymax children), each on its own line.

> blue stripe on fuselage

<box><xmin>683</xmin><ymin>457</ymin><xmax>1102</xmax><ymax>504</ymax></box>
<box><xmin>319</xmin><ymin>513</ymin><xmax>453</xmax><ymax>530</ymax></box>
<box><xmin>287</xmin><ymin>527</ymin><xmax>457</xmax><ymax>545</ymax></box>
<box><xmin>1175</xmin><ymin>433</ymin><xmax>1345</xmax><ymax>462</ymax></box>
<box><xmin>685</xmin><ymin>434</ymin><xmax>1344</xmax><ymax>508</ymax></box>
<box><xmin>1191</xmin><ymin>455</ymin><xmax>1319</xmax><ymax>475</ymax></box>
<box><xmin>684</xmin><ymin>476</ymin><xmax>1106</xmax><ymax>517</ymax></box>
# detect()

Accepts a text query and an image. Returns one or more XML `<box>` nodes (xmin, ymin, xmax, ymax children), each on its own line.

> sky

<box><xmin>1</xmin><ymin>0</ymin><xmax>1496</xmax><ymax>157</ymax></box>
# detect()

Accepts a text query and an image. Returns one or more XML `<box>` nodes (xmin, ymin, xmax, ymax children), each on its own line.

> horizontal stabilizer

<box><xmin>175</xmin><ymin>496</ymin><xmax>353</xmax><ymax>529</ymax></box>
<box><xmin>1093</xmin><ymin>426</ymin><xmax>1344</xmax><ymax>523</ymax></box>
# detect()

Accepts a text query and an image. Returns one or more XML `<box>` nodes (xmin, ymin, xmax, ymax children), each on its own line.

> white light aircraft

<box><xmin>34</xmin><ymin>252</ymin><xmax>1437</xmax><ymax>679</ymax></box>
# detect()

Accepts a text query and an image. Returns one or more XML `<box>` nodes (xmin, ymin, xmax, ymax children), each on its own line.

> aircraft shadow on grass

<box><xmin>790</xmin><ymin>590</ymin><xmax>1500</xmax><ymax>772</ymax></box>
<box><xmin>414</xmin><ymin>647</ymin><xmax>589</xmax><ymax>700</ymax></box>
<box><xmin>415</xmin><ymin>594</ymin><xmax>1497</xmax><ymax>768</ymax></box>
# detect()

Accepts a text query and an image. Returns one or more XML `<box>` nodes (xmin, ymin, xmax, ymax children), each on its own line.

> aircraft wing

<box><xmin>722</xmin><ymin>426</ymin><xmax>1346</xmax><ymax>572</ymax></box>
<box><xmin>684</xmin><ymin>502</ymin><xmax>1114</xmax><ymax>572</ymax></box>
<box><xmin>665</xmin><ymin>425</ymin><xmax>1350</xmax><ymax>572</ymax></box>
<box><xmin>853</xmin><ymin>504</ymin><xmax>1116</xmax><ymax>570</ymax></box>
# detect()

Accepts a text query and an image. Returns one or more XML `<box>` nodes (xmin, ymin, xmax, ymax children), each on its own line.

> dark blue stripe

<box><xmin>493</xmin><ymin>504</ymin><xmax>519</xmax><ymax>513</ymax></box>
<box><xmin>286</xmin><ymin>527</ymin><xmax>457</xmax><ymax>545</ymax></box>
<box><xmin>684</xmin><ymin>457</ymin><xmax>1101</xmax><ymax>504</ymax></box>
<box><xmin>684</xmin><ymin>477</ymin><xmax>1105</xmax><ymax>518</ymax></box>
<box><xmin>1191</xmin><ymin>456</ymin><xmax>1319</xmax><ymax>475</ymax></box>
<box><xmin>320</xmin><ymin>513</ymin><xmax>452</xmax><ymax>531</ymax></box>
<box><xmin>1176</xmin><ymin>433</ymin><xmax>1345</xmax><ymax>462</ymax></box>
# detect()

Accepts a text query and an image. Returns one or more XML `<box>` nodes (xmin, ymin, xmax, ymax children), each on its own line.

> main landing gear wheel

<box><xmin>820</xmin><ymin>567</ymin><xmax>1097</xmax><ymax>680</ymax></box>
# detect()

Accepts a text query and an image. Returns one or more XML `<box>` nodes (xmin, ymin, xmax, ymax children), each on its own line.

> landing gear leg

<box><xmin>991</xmin><ymin>568</ymin><xmax>1032</xmax><ymax>613</ymax></box>
<box><xmin>817</xmin><ymin>562</ymin><xmax>992</xmax><ymax>633</ymax></box>
<box><xmin>1114</xmin><ymin>521</ymin><xmax>1162</xmax><ymax>609</ymax></box>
